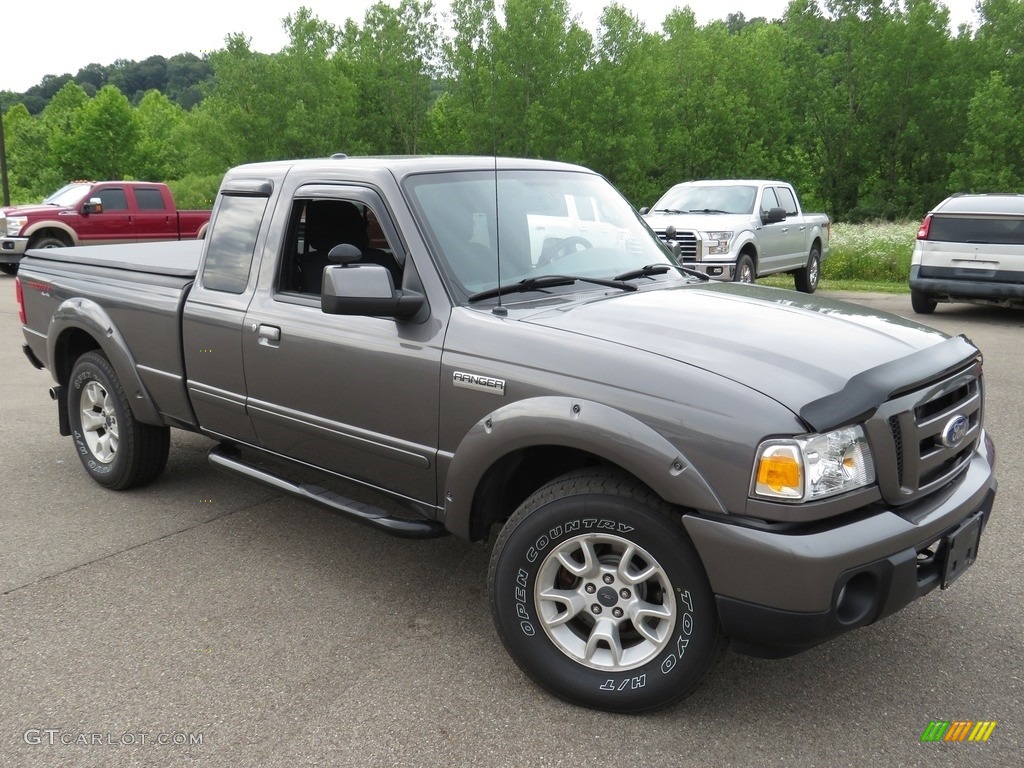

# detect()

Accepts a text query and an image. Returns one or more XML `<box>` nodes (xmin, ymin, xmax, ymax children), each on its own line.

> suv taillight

<box><xmin>15</xmin><ymin>276</ymin><xmax>26</xmax><ymax>325</ymax></box>
<box><xmin>916</xmin><ymin>214</ymin><xmax>932</xmax><ymax>240</ymax></box>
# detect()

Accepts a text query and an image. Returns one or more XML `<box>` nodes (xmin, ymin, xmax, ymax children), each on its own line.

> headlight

<box><xmin>704</xmin><ymin>231</ymin><xmax>732</xmax><ymax>255</ymax></box>
<box><xmin>751</xmin><ymin>426</ymin><xmax>875</xmax><ymax>502</ymax></box>
<box><xmin>5</xmin><ymin>216</ymin><xmax>27</xmax><ymax>237</ymax></box>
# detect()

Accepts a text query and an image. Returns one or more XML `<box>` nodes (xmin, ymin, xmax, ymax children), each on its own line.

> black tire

<box><xmin>488</xmin><ymin>469</ymin><xmax>724</xmax><ymax>713</ymax></box>
<box><xmin>0</xmin><ymin>264</ymin><xmax>17</xmax><ymax>276</ymax></box>
<box><xmin>911</xmin><ymin>289</ymin><xmax>937</xmax><ymax>314</ymax></box>
<box><xmin>734</xmin><ymin>254</ymin><xmax>755</xmax><ymax>284</ymax></box>
<box><xmin>68</xmin><ymin>351</ymin><xmax>170</xmax><ymax>490</ymax></box>
<box><xmin>794</xmin><ymin>246</ymin><xmax>821</xmax><ymax>293</ymax></box>
<box><xmin>29</xmin><ymin>236</ymin><xmax>69</xmax><ymax>250</ymax></box>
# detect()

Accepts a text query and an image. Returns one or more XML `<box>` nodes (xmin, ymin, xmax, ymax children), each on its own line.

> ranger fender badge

<box><xmin>453</xmin><ymin>371</ymin><xmax>506</xmax><ymax>396</ymax></box>
<box><xmin>941</xmin><ymin>415</ymin><xmax>970</xmax><ymax>448</ymax></box>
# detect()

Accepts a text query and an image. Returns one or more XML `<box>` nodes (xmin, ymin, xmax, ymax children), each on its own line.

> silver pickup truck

<box><xmin>16</xmin><ymin>156</ymin><xmax>996</xmax><ymax>713</ymax></box>
<box><xmin>642</xmin><ymin>179</ymin><xmax>830</xmax><ymax>292</ymax></box>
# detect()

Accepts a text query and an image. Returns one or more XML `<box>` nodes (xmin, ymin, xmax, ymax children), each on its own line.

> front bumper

<box><xmin>680</xmin><ymin>260</ymin><xmax>734</xmax><ymax>281</ymax></box>
<box><xmin>1</xmin><ymin>237</ymin><xmax>29</xmax><ymax>263</ymax></box>
<box><xmin>910</xmin><ymin>264</ymin><xmax>1024</xmax><ymax>305</ymax></box>
<box><xmin>683</xmin><ymin>441</ymin><xmax>997</xmax><ymax>657</ymax></box>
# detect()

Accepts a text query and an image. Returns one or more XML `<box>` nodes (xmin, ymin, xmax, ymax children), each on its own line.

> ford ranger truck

<box><xmin>0</xmin><ymin>180</ymin><xmax>211</xmax><ymax>275</ymax></box>
<box><xmin>641</xmin><ymin>179</ymin><xmax>830</xmax><ymax>292</ymax></box>
<box><xmin>16</xmin><ymin>155</ymin><xmax>996</xmax><ymax>713</ymax></box>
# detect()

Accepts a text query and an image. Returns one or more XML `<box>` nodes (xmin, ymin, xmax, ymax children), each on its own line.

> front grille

<box><xmin>654</xmin><ymin>230</ymin><xmax>698</xmax><ymax>259</ymax></box>
<box><xmin>876</xmin><ymin>363</ymin><xmax>981</xmax><ymax>502</ymax></box>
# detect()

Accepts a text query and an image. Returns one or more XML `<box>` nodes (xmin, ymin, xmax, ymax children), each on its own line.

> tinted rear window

<box><xmin>929</xmin><ymin>216</ymin><xmax>1024</xmax><ymax>245</ymax></box>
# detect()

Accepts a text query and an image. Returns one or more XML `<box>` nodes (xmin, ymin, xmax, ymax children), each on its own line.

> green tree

<box><xmin>574</xmin><ymin>4</ymin><xmax>659</xmax><ymax>203</ymax></box>
<box><xmin>949</xmin><ymin>71</ymin><xmax>1024</xmax><ymax>191</ymax></box>
<box><xmin>426</xmin><ymin>0</ymin><xmax>499</xmax><ymax>154</ymax></box>
<box><xmin>188</xmin><ymin>11</ymin><xmax>356</xmax><ymax>170</ymax></box>
<box><xmin>340</xmin><ymin>0</ymin><xmax>441</xmax><ymax>154</ymax></box>
<box><xmin>489</xmin><ymin>0</ymin><xmax>590</xmax><ymax>158</ymax></box>
<box><xmin>133</xmin><ymin>90</ymin><xmax>189</xmax><ymax>180</ymax></box>
<box><xmin>2</xmin><ymin>102</ymin><xmax>51</xmax><ymax>201</ymax></box>
<box><xmin>54</xmin><ymin>85</ymin><xmax>142</xmax><ymax>179</ymax></box>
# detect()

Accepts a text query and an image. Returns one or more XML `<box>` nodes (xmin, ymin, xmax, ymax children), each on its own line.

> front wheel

<box><xmin>29</xmin><ymin>236</ymin><xmax>69</xmax><ymax>250</ymax></box>
<box><xmin>0</xmin><ymin>264</ymin><xmax>17</xmax><ymax>276</ymax></box>
<box><xmin>68</xmin><ymin>351</ymin><xmax>170</xmax><ymax>490</ymax></box>
<box><xmin>734</xmin><ymin>254</ymin><xmax>755</xmax><ymax>284</ymax></box>
<box><xmin>488</xmin><ymin>470</ymin><xmax>724</xmax><ymax>713</ymax></box>
<box><xmin>794</xmin><ymin>246</ymin><xmax>821</xmax><ymax>293</ymax></box>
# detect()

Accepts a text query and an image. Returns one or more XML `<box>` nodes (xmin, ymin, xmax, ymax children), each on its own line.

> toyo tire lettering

<box><xmin>488</xmin><ymin>469</ymin><xmax>724</xmax><ymax>713</ymax></box>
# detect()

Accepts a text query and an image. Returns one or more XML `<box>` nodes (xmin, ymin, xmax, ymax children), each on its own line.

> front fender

<box><xmin>442</xmin><ymin>396</ymin><xmax>727</xmax><ymax>539</ymax></box>
<box><xmin>25</xmin><ymin>220</ymin><xmax>79</xmax><ymax>246</ymax></box>
<box><xmin>732</xmin><ymin>231</ymin><xmax>759</xmax><ymax>258</ymax></box>
<box><xmin>48</xmin><ymin>297</ymin><xmax>162</xmax><ymax>425</ymax></box>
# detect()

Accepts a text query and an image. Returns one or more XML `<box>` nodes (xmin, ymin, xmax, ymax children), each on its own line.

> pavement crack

<box><xmin>0</xmin><ymin>503</ymin><xmax>259</xmax><ymax>598</ymax></box>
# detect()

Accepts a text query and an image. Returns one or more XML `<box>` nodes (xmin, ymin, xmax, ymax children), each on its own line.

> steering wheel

<box><xmin>539</xmin><ymin>236</ymin><xmax>593</xmax><ymax>266</ymax></box>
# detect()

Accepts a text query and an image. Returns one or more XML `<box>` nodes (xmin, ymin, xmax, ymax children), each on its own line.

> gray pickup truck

<box><xmin>16</xmin><ymin>156</ymin><xmax>997</xmax><ymax>713</ymax></box>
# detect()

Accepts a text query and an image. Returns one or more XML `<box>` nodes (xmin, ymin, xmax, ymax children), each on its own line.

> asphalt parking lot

<box><xmin>1</xmin><ymin>279</ymin><xmax>1021</xmax><ymax>768</ymax></box>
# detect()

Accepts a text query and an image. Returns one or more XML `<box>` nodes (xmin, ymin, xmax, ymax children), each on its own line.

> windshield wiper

<box><xmin>653</xmin><ymin>208</ymin><xmax>686</xmax><ymax>214</ymax></box>
<box><xmin>686</xmin><ymin>208</ymin><xmax>731</xmax><ymax>214</ymax></box>
<box><xmin>468</xmin><ymin>274</ymin><xmax>637</xmax><ymax>303</ymax></box>
<box><xmin>614</xmin><ymin>264</ymin><xmax>673</xmax><ymax>281</ymax></box>
<box><xmin>616</xmin><ymin>262</ymin><xmax>710</xmax><ymax>283</ymax></box>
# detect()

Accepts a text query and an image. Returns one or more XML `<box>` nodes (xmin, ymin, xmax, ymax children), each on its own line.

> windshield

<box><xmin>43</xmin><ymin>183</ymin><xmax>93</xmax><ymax>207</ymax></box>
<box><xmin>653</xmin><ymin>184</ymin><xmax>757</xmax><ymax>215</ymax></box>
<box><xmin>404</xmin><ymin>169</ymin><xmax>682</xmax><ymax>302</ymax></box>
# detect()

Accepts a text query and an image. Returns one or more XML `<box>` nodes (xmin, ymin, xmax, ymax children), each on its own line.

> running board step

<box><xmin>208</xmin><ymin>445</ymin><xmax>448</xmax><ymax>539</ymax></box>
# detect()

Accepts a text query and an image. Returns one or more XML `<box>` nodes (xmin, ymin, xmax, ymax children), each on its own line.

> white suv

<box><xmin>910</xmin><ymin>193</ymin><xmax>1024</xmax><ymax>313</ymax></box>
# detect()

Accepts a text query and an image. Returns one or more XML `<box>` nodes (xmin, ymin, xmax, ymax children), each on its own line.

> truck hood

<box><xmin>643</xmin><ymin>211</ymin><xmax>752</xmax><ymax>232</ymax></box>
<box><xmin>1</xmin><ymin>203</ymin><xmax>69</xmax><ymax>216</ymax></box>
<box><xmin>520</xmin><ymin>283</ymin><xmax>974</xmax><ymax>431</ymax></box>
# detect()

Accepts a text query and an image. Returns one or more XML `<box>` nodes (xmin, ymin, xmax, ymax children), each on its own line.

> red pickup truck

<box><xmin>0</xmin><ymin>181</ymin><xmax>211</xmax><ymax>275</ymax></box>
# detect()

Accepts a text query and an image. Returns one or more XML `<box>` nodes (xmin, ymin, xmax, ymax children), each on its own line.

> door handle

<box><xmin>256</xmin><ymin>324</ymin><xmax>281</xmax><ymax>347</ymax></box>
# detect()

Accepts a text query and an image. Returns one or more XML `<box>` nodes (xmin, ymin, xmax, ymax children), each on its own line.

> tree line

<box><xmin>1</xmin><ymin>0</ymin><xmax>1022</xmax><ymax>221</ymax></box>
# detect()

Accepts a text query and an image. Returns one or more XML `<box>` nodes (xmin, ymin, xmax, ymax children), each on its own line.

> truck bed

<box><xmin>25</xmin><ymin>239</ymin><xmax>202</xmax><ymax>278</ymax></box>
<box><xmin>19</xmin><ymin>240</ymin><xmax>201</xmax><ymax>429</ymax></box>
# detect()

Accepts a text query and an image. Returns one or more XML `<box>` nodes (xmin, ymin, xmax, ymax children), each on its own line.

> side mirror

<box><xmin>82</xmin><ymin>197</ymin><xmax>104</xmax><ymax>215</ymax></box>
<box><xmin>321</xmin><ymin>263</ymin><xmax>425</xmax><ymax>320</ymax></box>
<box><xmin>664</xmin><ymin>224</ymin><xmax>682</xmax><ymax>259</ymax></box>
<box><xmin>762</xmin><ymin>207</ymin><xmax>786</xmax><ymax>225</ymax></box>
<box><xmin>638</xmin><ymin>206</ymin><xmax>650</xmax><ymax>215</ymax></box>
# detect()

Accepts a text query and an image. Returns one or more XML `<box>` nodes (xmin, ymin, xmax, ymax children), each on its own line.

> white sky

<box><xmin>1</xmin><ymin>0</ymin><xmax>981</xmax><ymax>93</ymax></box>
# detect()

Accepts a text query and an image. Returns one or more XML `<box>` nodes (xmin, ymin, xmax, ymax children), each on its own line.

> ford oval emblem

<box><xmin>941</xmin><ymin>415</ymin><xmax>970</xmax><ymax>448</ymax></box>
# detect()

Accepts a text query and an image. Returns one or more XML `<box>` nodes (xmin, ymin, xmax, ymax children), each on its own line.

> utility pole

<box><xmin>0</xmin><ymin>97</ymin><xmax>9</xmax><ymax>206</ymax></box>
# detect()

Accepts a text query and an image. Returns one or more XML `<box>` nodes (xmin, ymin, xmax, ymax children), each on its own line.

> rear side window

<box><xmin>135</xmin><ymin>187</ymin><xmax>168</xmax><ymax>211</ymax></box>
<box><xmin>929</xmin><ymin>216</ymin><xmax>1024</xmax><ymax>245</ymax></box>
<box><xmin>201</xmin><ymin>194</ymin><xmax>270</xmax><ymax>293</ymax></box>
<box><xmin>775</xmin><ymin>187</ymin><xmax>798</xmax><ymax>216</ymax></box>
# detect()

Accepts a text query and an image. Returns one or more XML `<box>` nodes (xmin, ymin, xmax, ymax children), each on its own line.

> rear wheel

<box><xmin>68</xmin><ymin>351</ymin><xmax>170</xmax><ymax>490</ymax></box>
<box><xmin>794</xmin><ymin>246</ymin><xmax>821</xmax><ymax>293</ymax></box>
<box><xmin>0</xmin><ymin>264</ymin><xmax>16</xmax><ymax>276</ymax></box>
<box><xmin>488</xmin><ymin>469</ymin><xmax>724</xmax><ymax>713</ymax></box>
<box><xmin>734</xmin><ymin>254</ymin><xmax>755</xmax><ymax>284</ymax></box>
<box><xmin>911</xmin><ymin>289</ymin><xmax>937</xmax><ymax>314</ymax></box>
